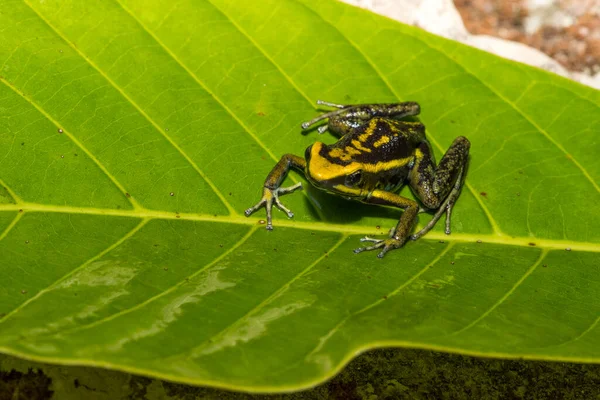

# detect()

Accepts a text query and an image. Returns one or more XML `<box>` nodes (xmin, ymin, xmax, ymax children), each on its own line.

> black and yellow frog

<box><xmin>245</xmin><ymin>101</ymin><xmax>470</xmax><ymax>258</ymax></box>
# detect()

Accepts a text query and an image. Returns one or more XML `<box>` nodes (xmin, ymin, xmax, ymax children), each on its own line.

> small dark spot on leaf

<box><xmin>367</xmin><ymin>275</ymin><xmax>371</xmax><ymax>279</ymax></box>
<box><xmin>164</xmin><ymin>267</ymin><xmax>168</xmax><ymax>271</ymax></box>
<box><xmin>516</xmin><ymin>192</ymin><xmax>520</xmax><ymax>196</ymax></box>
<box><xmin>451</xmin><ymin>261</ymin><xmax>455</xmax><ymax>265</ymax></box>
<box><xmin>257</xmin><ymin>111</ymin><xmax>265</xmax><ymax>116</ymax></box>
<box><xmin>21</xmin><ymin>142</ymin><xmax>24</xmax><ymax>146</ymax></box>
<box><xmin>18</xmin><ymin>209</ymin><xmax>23</xmax><ymax>213</ymax></box>
<box><xmin>175</xmin><ymin>215</ymin><xmax>180</xmax><ymax>218</ymax></box>
<box><xmin>439</xmin><ymin>240</ymin><xmax>445</xmax><ymax>244</ymax></box>
<box><xmin>273</xmin><ymin>248</ymin><xmax>277</xmax><ymax>252</ymax></box>
<box><xmin>382</xmin><ymin>295</ymin><xmax>388</xmax><ymax>300</ymax></box>
<box><xmin>25</xmin><ymin>240</ymin><xmax>29</xmax><ymax>244</ymax></box>
<box><xmin>125</xmin><ymin>193</ymin><xmax>131</xmax><ymax>198</ymax></box>
<box><xmin>311</xmin><ymin>232</ymin><xmax>315</xmax><ymax>235</ymax></box>
<box><xmin>228</xmin><ymin>192</ymin><xmax>232</xmax><ymax>196</ymax></box>
<box><xmin>450</xmin><ymin>120</ymin><xmax>455</xmax><ymax>123</ymax></box>
<box><xmin>376</xmin><ymin>225</ymin><xmax>381</xmax><ymax>229</ymax></box>
<box><xmin>542</xmin><ymin>264</ymin><xmax>548</xmax><ymax>268</ymax></box>
<box><xmin>528</xmin><ymin>242</ymin><xmax>536</xmax><ymax>246</ymax></box>
<box><xmin>480</xmin><ymin>192</ymin><xmax>487</xmax><ymax>197</ymax></box>
<box><xmin>74</xmin><ymin>153</ymin><xmax>78</xmax><ymax>156</ymax></box>
<box><xmin>518</xmin><ymin>170</ymin><xmax>523</xmax><ymax>174</ymax></box>
<box><xmin>219</xmin><ymin>244</ymin><xmax>223</xmax><ymax>248</ymax></box>
<box><xmin>153</xmin><ymin>244</ymin><xmax>159</xmax><ymax>247</ymax></box>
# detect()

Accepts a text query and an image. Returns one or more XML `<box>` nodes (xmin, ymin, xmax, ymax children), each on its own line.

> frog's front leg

<box><xmin>353</xmin><ymin>190</ymin><xmax>419</xmax><ymax>258</ymax></box>
<box><xmin>301</xmin><ymin>100</ymin><xmax>421</xmax><ymax>136</ymax></box>
<box><xmin>409</xmin><ymin>136</ymin><xmax>470</xmax><ymax>240</ymax></box>
<box><xmin>244</xmin><ymin>154</ymin><xmax>305</xmax><ymax>230</ymax></box>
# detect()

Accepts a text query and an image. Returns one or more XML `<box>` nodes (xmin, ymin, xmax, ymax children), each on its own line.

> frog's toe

<box><xmin>353</xmin><ymin>239</ymin><xmax>385</xmax><ymax>254</ymax></box>
<box><xmin>244</xmin><ymin>200</ymin><xmax>266</xmax><ymax>217</ymax></box>
<box><xmin>273</xmin><ymin>198</ymin><xmax>294</xmax><ymax>218</ymax></box>
<box><xmin>377</xmin><ymin>248</ymin><xmax>390</xmax><ymax>258</ymax></box>
<box><xmin>354</xmin><ymin>238</ymin><xmax>402</xmax><ymax>258</ymax></box>
<box><xmin>359</xmin><ymin>236</ymin><xmax>381</xmax><ymax>243</ymax></box>
<box><xmin>276</xmin><ymin>182</ymin><xmax>303</xmax><ymax>195</ymax></box>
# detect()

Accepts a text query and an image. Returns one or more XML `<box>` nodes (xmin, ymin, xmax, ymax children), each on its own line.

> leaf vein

<box><xmin>0</xmin><ymin>211</ymin><xmax>23</xmax><ymax>241</ymax></box>
<box><xmin>0</xmin><ymin>76</ymin><xmax>138</xmax><ymax>209</ymax></box>
<box><xmin>181</xmin><ymin>234</ymin><xmax>348</xmax><ymax>360</ymax></box>
<box><xmin>113</xmin><ymin>0</ymin><xmax>315</xmax><ymax>218</ymax></box>
<box><xmin>37</xmin><ymin>225</ymin><xmax>258</xmax><ymax>339</ymax></box>
<box><xmin>402</xmin><ymin>35</ymin><xmax>600</xmax><ymax>193</ymax></box>
<box><xmin>0</xmin><ymin>217</ymin><xmax>148</xmax><ymax>326</ymax></box>
<box><xmin>304</xmin><ymin>243</ymin><xmax>455</xmax><ymax>363</ymax></box>
<box><xmin>448</xmin><ymin>249</ymin><xmax>547</xmax><ymax>337</ymax></box>
<box><xmin>24</xmin><ymin>0</ymin><xmax>236</xmax><ymax>215</ymax></box>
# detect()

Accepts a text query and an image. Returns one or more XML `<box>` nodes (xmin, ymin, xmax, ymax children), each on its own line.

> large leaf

<box><xmin>0</xmin><ymin>0</ymin><xmax>598</xmax><ymax>392</ymax></box>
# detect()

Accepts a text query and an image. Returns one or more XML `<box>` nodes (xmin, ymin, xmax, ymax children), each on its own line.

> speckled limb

<box><xmin>354</xmin><ymin>190</ymin><xmax>420</xmax><ymax>258</ymax></box>
<box><xmin>408</xmin><ymin>136</ymin><xmax>470</xmax><ymax>239</ymax></box>
<box><xmin>244</xmin><ymin>154</ymin><xmax>305</xmax><ymax>230</ymax></box>
<box><xmin>302</xmin><ymin>100</ymin><xmax>421</xmax><ymax>136</ymax></box>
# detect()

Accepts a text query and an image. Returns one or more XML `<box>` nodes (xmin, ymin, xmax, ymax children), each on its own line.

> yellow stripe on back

<box><xmin>373</xmin><ymin>136</ymin><xmax>390</xmax><ymax>148</ymax></box>
<box><xmin>308</xmin><ymin>142</ymin><xmax>413</xmax><ymax>181</ymax></box>
<box><xmin>351</xmin><ymin>139</ymin><xmax>372</xmax><ymax>153</ymax></box>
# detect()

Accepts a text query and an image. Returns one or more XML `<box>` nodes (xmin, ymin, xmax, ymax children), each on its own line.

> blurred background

<box><xmin>344</xmin><ymin>0</ymin><xmax>600</xmax><ymax>89</ymax></box>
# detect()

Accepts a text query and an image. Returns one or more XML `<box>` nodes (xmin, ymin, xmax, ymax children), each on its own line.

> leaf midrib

<box><xmin>1</xmin><ymin>202</ymin><xmax>598</xmax><ymax>252</ymax></box>
<box><xmin>21</xmin><ymin>0</ymin><xmax>237</xmax><ymax>215</ymax></box>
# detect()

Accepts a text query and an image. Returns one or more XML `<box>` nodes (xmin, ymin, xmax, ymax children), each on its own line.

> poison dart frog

<box><xmin>245</xmin><ymin>100</ymin><xmax>470</xmax><ymax>258</ymax></box>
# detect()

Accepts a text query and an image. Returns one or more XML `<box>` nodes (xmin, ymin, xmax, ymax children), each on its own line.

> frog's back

<box><xmin>328</xmin><ymin>117</ymin><xmax>424</xmax><ymax>165</ymax></box>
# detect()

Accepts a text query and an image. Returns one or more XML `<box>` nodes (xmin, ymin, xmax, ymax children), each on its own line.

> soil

<box><xmin>454</xmin><ymin>0</ymin><xmax>600</xmax><ymax>75</ymax></box>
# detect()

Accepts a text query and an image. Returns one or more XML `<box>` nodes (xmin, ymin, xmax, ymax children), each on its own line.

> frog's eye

<box><xmin>345</xmin><ymin>170</ymin><xmax>363</xmax><ymax>187</ymax></box>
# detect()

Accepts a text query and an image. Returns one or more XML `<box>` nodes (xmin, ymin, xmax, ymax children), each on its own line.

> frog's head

<box><xmin>304</xmin><ymin>142</ymin><xmax>367</xmax><ymax>198</ymax></box>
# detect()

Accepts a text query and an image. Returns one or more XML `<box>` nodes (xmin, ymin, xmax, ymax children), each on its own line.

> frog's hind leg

<box><xmin>408</xmin><ymin>136</ymin><xmax>470</xmax><ymax>240</ymax></box>
<box><xmin>301</xmin><ymin>100</ymin><xmax>421</xmax><ymax>136</ymax></box>
<box><xmin>411</xmin><ymin>169</ymin><xmax>464</xmax><ymax>240</ymax></box>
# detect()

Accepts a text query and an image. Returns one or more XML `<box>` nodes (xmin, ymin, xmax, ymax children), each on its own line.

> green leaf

<box><xmin>0</xmin><ymin>0</ymin><xmax>598</xmax><ymax>392</ymax></box>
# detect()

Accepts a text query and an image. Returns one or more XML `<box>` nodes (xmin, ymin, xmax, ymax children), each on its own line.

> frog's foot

<box><xmin>316</xmin><ymin>100</ymin><xmax>347</xmax><ymax>109</ymax></box>
<box><xmin>301</xmin><ymin>100</ymin><xmax>354</xmax><ymax>131</ymax></box>
<box><xmin>244</xmin><ymin>183</ymin><xmax>303</xmax><ymax>230</ymax></box>
<box><xmin>353</xmin><ymin>236</ymin><xmax>403</xmax><ymax>259</ymax></box>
